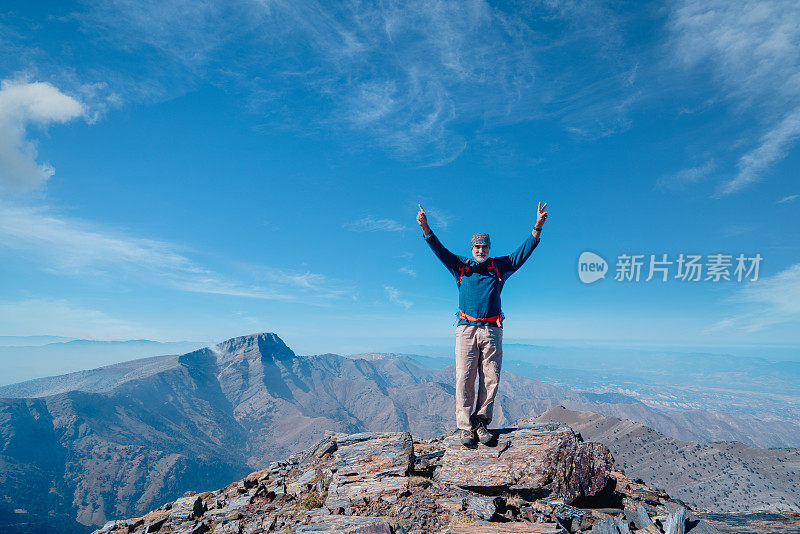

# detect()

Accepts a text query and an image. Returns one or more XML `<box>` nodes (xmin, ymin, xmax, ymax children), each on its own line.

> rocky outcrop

<box><xmin>435</xmin><ymin>421</ymin><xmax>612</xmax><ymax>503</ymax></box>
<box><xmin>533</xmin><ymin>406</ymin><xmax>800</xmax><ymax>514</ymax></box>
<box><xmin>90</xmin><ymin>424</ymin><xmax>799</xmax><ymax>534</ymax></box>
<box><xmin>325</xmin><ymin>432</ymin><xmax>414</xmax><ymax>509</ymax></box>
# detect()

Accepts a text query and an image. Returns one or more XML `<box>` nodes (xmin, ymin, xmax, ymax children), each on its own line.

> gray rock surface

<box><xmin>324</xmin><ymin>432</ymin><xmax>413</xmax><ymax>509</ymax></box>
<box><xmin>88</xmin><ymin>428</ymin><xmax>800</xmax><ymax>534</ymax></box>
<box><xmin>436</xmin><ymin>421</ymin><xmax>613</xmax><ymax>503</ymax></box>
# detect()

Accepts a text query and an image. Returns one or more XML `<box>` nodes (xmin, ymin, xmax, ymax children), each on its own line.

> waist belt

<box><xmin>458</xmin><ymin>311</ymin><xmax>503</xmax><ymax>327</ymax></box>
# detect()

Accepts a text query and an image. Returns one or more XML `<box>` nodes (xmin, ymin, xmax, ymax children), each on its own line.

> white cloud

<box><xmin>384</xmin><ymin>285</ymin><xmax>412</xmax><ymax>309</ymax></box>
<box><xmin>424</xmin><ymin>206</ymin><xmax>456</xmax><ymax>231</ymax></box>
<box><xmin>669</xmin><ymin>0</ymin><xmax>800</xmax><ymax>194</ymax></box>
<box><xmin>656</xmin><ymin>160</ymin><xmax>716</xmax><ymax>190</ymax></box>
<box><xmin>670</xmin><ymin>0</ymin><xmax>800</xmax><ymax>102</ymax></box>
<box><xmin>344</xmin><ymin>215</ymin><xmax>405</xmax><ymax>232</ymax></box>
<box><xmin>0</xmin><ymin>203</ymin><xmax>346</xmax><ymax>302</ymax></box>
<box><xmin>0</xmin><ymin>79</ymin><xmax>85</xmax><ymax>192</ymax></box>
<box><xmin>706</xmin><ymin>263</ymin><xmax>800</xmax><ymax>333</ymax></box>
<box><xmin>778</xmin><ymin>193</ymin><xmax>800</xmax><ymax>203</ymax></box>
<box><xmin>718</xmin><ymin>107</ymin><xmax>800</xmax><ymax>195</ymax></box>
<box><xmin>66</xmin><ymin>0</ymin><xmax>637</xmax><ymax>164</ymax></box>
<box><xmin>399</xmin><ymin>266</ymin><xmax>417</xmax><ymax>277</ymax></box>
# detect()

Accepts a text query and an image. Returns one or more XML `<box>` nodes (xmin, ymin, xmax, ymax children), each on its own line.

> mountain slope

<box><xmin>533</xmin><ymin>405</ymin><xmax>800</xmax><ymax>513</ymax></box>
<box><xmin>0</xmin><ymin>333</ymin><xmax>578</xmax><ymax>532</ymax></box>
<box><xmin>2</xmin><ymin>332</ymin><xmax>797</xmax><ymax>533</ymax></box>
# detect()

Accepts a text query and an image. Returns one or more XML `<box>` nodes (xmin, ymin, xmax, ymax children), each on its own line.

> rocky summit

<box><xmin>91</xmin><ymin>421</ymin><xmax>795</xmax><ymax>534</ymax></box>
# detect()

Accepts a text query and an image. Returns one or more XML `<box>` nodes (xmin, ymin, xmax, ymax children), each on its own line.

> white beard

<box><xmin>473</xmin><ymin>253</ymin><xmax>488</xmax><ymax>263</ymax></box>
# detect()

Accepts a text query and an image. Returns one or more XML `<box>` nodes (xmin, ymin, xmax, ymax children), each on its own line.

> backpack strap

<box><xmin>457</xmin><ymin>259</ymin><xmax>471</xmax><ymax>285</ymax></box>
<box><xmin>459</xmin><ymin>258</ymin><xmax>502</xmax><ymax>284</ymax></box>
<box><xmin>489</xmin><ymin>258</ymin><xmax>502</xmax><ymax>283</ymax></box>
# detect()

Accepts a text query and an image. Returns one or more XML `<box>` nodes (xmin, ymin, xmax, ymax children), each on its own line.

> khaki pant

<box><xmin>454</xmin><ymin>324</ymin><xmax>503</xmax><ymax>430</ymax></box>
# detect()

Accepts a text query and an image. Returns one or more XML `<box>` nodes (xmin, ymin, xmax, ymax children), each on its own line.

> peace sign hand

<box><xmin>536</xmin><ymin>201</ymin><xmax>548</xmax><ymax>227</ymax></box>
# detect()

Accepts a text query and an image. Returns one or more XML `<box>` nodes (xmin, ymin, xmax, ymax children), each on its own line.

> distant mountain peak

<box><xmin>213</xmin><ymin>332</ymin><xmax>296</xmax><ymax>362</ymax></box>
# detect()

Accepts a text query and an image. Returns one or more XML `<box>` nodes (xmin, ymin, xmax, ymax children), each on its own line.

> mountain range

<box><xmin>1</xmin><ymin>332</ymin><xmax>797</xmax><ymax>533</ymax></box>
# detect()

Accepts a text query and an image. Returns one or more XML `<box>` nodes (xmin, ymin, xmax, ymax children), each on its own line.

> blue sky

<box><xmin>0</xmin><ymin>0</ymin><xmax>798</xmax><ymax>358</ymax></box>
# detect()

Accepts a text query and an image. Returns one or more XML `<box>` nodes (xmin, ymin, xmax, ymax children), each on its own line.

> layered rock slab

<box><xmin>324</xmin><ymin>432</ymin><xmax>413</xmax><ymax>509</ymax></box>
<box><xmin>448</xmin><ymin>522</ymin><xmax>566</xmax><ymax>533</ymax></box>
<box><xmin>435</xmin><ymin>421</ymin><xmax>613</xmax><ymax>503</ymax></box>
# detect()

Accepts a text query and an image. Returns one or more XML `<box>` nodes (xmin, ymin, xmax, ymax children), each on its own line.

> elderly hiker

<box><xmin>417</xmin><ymin>202</ymin><xmax>548</xmax><ymax>446</ymax></box>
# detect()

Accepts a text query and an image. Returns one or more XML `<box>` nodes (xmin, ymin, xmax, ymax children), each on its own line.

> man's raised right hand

<box><xmin>417</xmin><ymin>204</ymin><xmax>431</xmax><ymax>235</ymax></box>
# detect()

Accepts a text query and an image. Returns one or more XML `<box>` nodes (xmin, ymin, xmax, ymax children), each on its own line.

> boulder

<box><xmin>664</xmin><ymin>505</ymin><xmax>687</xmax><ymax>534</ymax></box>
<box><xmin>590</xmin><ymin>516</ymin><xmax>620</xmax><ymax>533</ymax></box>
<box><xmin>298</xmin><ymin>432</ymin><xmax>342</xmax><ymax>465</ymax></box>
<box><xmin>324</xmin><ymin>432</ymin><xmax>413</xmax><ymax>509</ymax></box>
<box><xmin>447</xmin><ymin>522</ymin><xmax>566</xmax><ymax>533</ymax></box>
<box><xmin>632</xmin><ymin>503</ymin><xmax>656</xmax><ymax>530</ymax></box>
<box><xmin>686</xmin><ymin>519</ymin><xmax>721</xmax><ymax>533</ymax></box>
<box><xmin>435</xmin><ymin>422</ymin><xmax>613</xmax><ymax>503</ymax></box>
<box><xmin>615</xmin><ymin>515</ymin><xmax>633</xmax><ymax>534</ymax></box>
<box><xmin>464</xmin><ymin>495</ymin><xmax>502</xmax><ymax>520</ymax></box>
<box><xmin>295</xmin><ymin>514</ymin><xmax>394</xmax><ymax>533</ymax></box>
<box><xmin>170</xmin><ymin>495</ymin><xmax>205</xmax><ymax>522</ymax></box>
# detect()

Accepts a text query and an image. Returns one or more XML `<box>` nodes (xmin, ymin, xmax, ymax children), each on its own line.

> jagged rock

<box><xmin>288</xmin><ymin>467</ymin><xmax>321</xmax><ymax>495</ymax></box>
<box><xmin>447</xmin><ymin>522</ymin><xmax>566</xmax><ymax>533</ymax></box>
<box><xmin>632</xmin><ymin>503</ymin><xmax>656</xmax><ymax>530</ymax></box>
<box><xmin>550</xmin><ymin>502</ymin><xmax>589</xmax><ymax>528</ymax></box>
<box><xmin>615</xmin><ymin>514</ymin><xmax>633</xmax><ymax>534</ymax></box>
<box><xmin>324</xmin><ymin>432</ymin><xmax>413</xmax><ymax>509</ymax></box>
<box><xmin>591</xmin><ymin>516</ymin><xmax>620</xmax><ymax>533</ymax></box>
<box><xmin>170</xmin><ymin>495</ymin><xmax>205</xmax><ymax>522</ymax></box>
<box><xmin>88</xmin><ymin>427</ymin><xmax>770</xmax><ymax>534</ymax></box>
<box><xmin>436</xmin><ymin>497</ymin><xmax>464</xmax><ymax>513</ymax></box>
<box><xmin>664</xmin><ymin>505</ymin><xmax>687</xmax><ymax>534</ymax></box>
<box><xmin>174</xmin><ymin>520</ymin><xmax>210</xmax><ymax>534</ymax></box>
<box><xmin>686</xmin><ymin>519</ymin><xmax>721</xmax><ymax>533</ymax></box>
<box><xmin>97</xmin><ymin>520</ymin><xmax>123</xmax><ymax>533</ymax></box>
<box><xmin>464</xmin><ymin>495</ymin><xmax>502</xmax><ymax>520</ymax></box>
<box><xmin>225</xmin><ymin>494</ymin><xmax>252</xmax><ymax>512</ymax></box>
<box><xmin>298</xmin><ymin>432</ymin><xmax>342</xmax><ymax>465</ymax></box>
<box><xmin>295</xmin><ymin>514</ymin><xmax>394</xmax><ymax>533</ymax></box>
<box><xmin>435</xmin><ymin>422</ymin><xmax>612</xmax><ymax>503</ymax></box>
<box><xmin>142</xmin><ymin>510</ymin><xmax>170</xmax><ymax>532</ymax></box>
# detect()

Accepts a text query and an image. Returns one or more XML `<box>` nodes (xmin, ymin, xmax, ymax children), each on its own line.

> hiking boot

<box><xmin>474</xmin><ymin>420</ymin><xmax>492</xmax><ymax>444</ymax></box>
<box><xmin>459</xmin><ymin>429</ymin><xmax>475</xmax><ymax>446</ymax></box>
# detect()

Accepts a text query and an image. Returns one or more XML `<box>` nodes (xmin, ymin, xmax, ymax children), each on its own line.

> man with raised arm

<box><xmin>416</xmin><ymin>202</ymin><xmax>548</xmax><ymax>446</ymax></box>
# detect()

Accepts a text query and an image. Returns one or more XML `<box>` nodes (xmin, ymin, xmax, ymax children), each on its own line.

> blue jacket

<box><xmin>424</xmin><ymin>232</ymin><xmax>540</xmax><ymax>327</ymax></box>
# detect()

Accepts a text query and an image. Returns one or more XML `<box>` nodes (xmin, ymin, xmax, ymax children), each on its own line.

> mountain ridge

<box><xmin>1</xmin><ymin>332</ymin><xmax>798</xmax><ymax>533</ymax></box>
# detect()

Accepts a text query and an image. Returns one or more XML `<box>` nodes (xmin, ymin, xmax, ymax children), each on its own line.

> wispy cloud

<box><xmin>656</xmin><ymin>160</ymin><xmax>716</xmax><ymax>190</ymax></box>
<box><xmin>0</xmin><ymin>79</ymin><xmax>85</xmax><ymax>193</ymax></box>
<box><xmin>0</xmin><ymin>298</ymin><xmax>145</xmax><ymax>339</ymax></box>
<box><xmin>719</xmin><ymin>108</ymin><xmax>800</xmax><ymax>196</ymax></box>
<box><xmin>778</xmin><ymin>194</ymin><xmax>800</xmax><ymax>204</ymax></box>
<box><xmin>669</xmin><ymin>0</ymin><xmax>800</xmax><ymax>194</ymax></box>
<box><xmin>344</xmin><ymin>216</ymin><xmax>405</xmax><ymax>232</ymax></box>
<box><xmin>0</xmin><ymin>203</ymin><xmax>346</xmax><ymax>302</ymax></box>
<box><xmin>384</xmin><ymin>285</ymin><xmax>412</xmax><ymax>309</ymax></box>
<box><xmin>706</xmin><ymin>263</ymin><xmax>800</xmax><ymax>333</ymax></box>
<box><xmin>39</xmin><ymin>0</ymin><xmax>639</xmax><ymax>165</ymax></box>
<box><xmin>399</xmin><ymin>266</ymin><xmax>417</xmax><ymax>277</ymax></box>
<box><xmin>424</xmin><ymin>206</ymin><xmax>456</xmax><ymax>232</ymax></box>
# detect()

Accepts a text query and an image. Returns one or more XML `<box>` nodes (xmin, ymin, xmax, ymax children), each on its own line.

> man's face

<box><xmin>472</xmin><ymin>243</ymin><xmax>489</xmax><ymax>263</ymax></box>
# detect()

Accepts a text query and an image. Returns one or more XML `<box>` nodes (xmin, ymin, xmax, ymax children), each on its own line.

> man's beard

<box><xmin>473</xmin><ymin>253</ymin><xmax>488</xmax><ymax>263</ymax></box>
